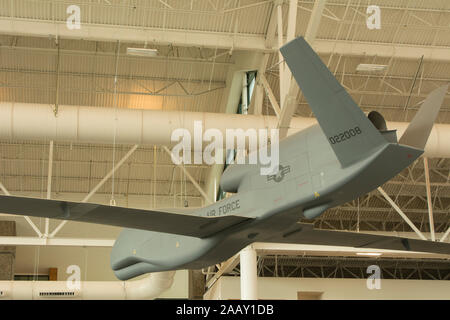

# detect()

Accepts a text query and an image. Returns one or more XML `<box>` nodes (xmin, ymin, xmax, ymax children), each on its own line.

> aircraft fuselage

<box><xmin>111</xmin><ymin>124</ymin><xmax>422</xmax><ymax>280</ymax></box>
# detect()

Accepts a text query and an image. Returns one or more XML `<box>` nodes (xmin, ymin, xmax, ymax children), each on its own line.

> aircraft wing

<box><xmin>0</xmin><ymin>195</ymin><xmax>253</xmax><ymax>238</ymax></box>
<box><xmin>268</xmin><ymin>223</ymin><xmax>450</xmax><ymax>255</ymax></box>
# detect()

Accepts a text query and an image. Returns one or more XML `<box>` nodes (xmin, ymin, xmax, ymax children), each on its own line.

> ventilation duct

<box><xmin>0</xmin><ymin>102</ymin><xmax>449</xmax><ymax>158</ymax></box>
<box><xmin>0</xmin><ymin>271</ymin><xmax>175</xmax><ymax>300</ymax></box>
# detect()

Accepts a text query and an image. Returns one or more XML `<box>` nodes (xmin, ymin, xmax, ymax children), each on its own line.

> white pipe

<box><xmin>0</xmin><ymin>102</ymin><xmax>449</xmax><ymax>158</ymax></box>
<box><xmin>240</xmin><ymin>245</ymin><xmax>258</xmax><ymax>300</ymax></box>
<box><xmin>0</xmin><ymin>272</ymin><xmax>175</xmax><ymax>300</ymax></box>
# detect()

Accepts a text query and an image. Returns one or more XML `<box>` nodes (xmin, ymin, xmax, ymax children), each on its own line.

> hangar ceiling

<box><xmin>0</xmin><ymin>0</ymin><xmax>448</xmax><ymax>281</ymax></box>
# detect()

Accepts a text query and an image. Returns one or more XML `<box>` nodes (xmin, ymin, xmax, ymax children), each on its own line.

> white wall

<box><xmin>13</xmin><ymin>245</ymin><xmax>189</xmax><ymax>298</ymax></box>
<box><xmin>205</xmin><ymin>276</ymin><xmax>450</xmax><ymax>300</ymax></box>
<box><xmin>0</xmin><ymin>191</ymin><xmax>192</xmax><ymax>299</ymax></box>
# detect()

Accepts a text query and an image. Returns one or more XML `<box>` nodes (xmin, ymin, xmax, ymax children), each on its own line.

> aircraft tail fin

<box><xmin>280</xmin><ymin>37</ymin><xmax>387</xmax><ymax>167</ymax></box>
<box><xmin>398</xmin><ymin>85</ymin><xmax>448</xmax><ymax>149</ymax></box>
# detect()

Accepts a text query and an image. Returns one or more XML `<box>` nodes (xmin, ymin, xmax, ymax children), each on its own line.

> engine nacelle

<box><xmin>367</xmin><ymin>111</ymin><xmax>397</xmax><ymax>143</ymax></box>
<box><xmin>368</xmin><ymin>111</ymin><xmax>387</xmax><ymax>131</ymax></box>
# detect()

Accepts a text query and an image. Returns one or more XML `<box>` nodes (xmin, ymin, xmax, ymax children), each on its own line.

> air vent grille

<box><xmin>39</xmin><ymin>291</ymin><xmax>76</xmax><ymax>297</ymax></box>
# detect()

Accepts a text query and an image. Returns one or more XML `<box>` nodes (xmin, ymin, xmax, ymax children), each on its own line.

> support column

<box><xmin>276</xmin><ymin>2</ymin><xmax>286</xmax><ymax>108</ymax></box>
<box><xmin>205</xmin><ymin>51</ymin><xmax>264</xmax><ymax>201</ymax></box>
<box><xmin>249</xmin><ymin>54</ymin><xmax>270</xmax><ymax>115</ymax></box>
<box><xmin>277</xmin><ymin>0</ymin><xmax>327</xmax><ymax>139</ymax></box>
<box><xmin>242</xmin><ymin>73</ymin><xmax>248</xmax><ymax>115</ymax></box>
<box><xmin>423</xmin><ymin>157</ymin><xmax>436</xmax><ymax>241</ymax></box>
<box><xmin>44</xmin><ymin>140</ymin><xmax>54</xmax><ymax>237</ymax></box>
<box><xmin>189</xmin><ymin>270</ymin><xmax>206</xmax><ymax>300</ymax></box>
<box><xmin>240</xmin><ymin>245</ymin><xmax>258</xmax><ymax>300</ymax></box>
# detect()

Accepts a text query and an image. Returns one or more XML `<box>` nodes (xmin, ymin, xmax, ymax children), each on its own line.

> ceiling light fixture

<box><xmin>126</xmin><ymin>48</ymin><xmax>158</xmax><ymax>57</ymax></box>
<box><xmin>356</xmin><ymin>64</ymin><xmax>387</xmax><ymax>72</ymax></box>
<box><xmin>356</xmin><ymin>252</ymin><xmax>382</xmax><ymax>257</ymax></box>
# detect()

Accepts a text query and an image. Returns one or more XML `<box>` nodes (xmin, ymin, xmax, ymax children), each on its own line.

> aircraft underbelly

<box><xmin>328</xmin><ymin>143</ymin><xmax>422</xmax><ymax>206</ymax></box>
<box><xmin>110</xmin><ymin>203</ymin><xmax>303</xmax><ymax>279</ymax></box>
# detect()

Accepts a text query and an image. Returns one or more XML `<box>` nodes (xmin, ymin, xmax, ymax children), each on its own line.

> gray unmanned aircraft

<box><xmin>0</xmin><ymin>37</ymin><xmax>449</xmax><ymax>280</ymax></box>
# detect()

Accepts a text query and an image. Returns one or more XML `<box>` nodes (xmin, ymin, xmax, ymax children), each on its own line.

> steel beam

<box><xmin>282</xmin><ymin>0</ymin><xmax>298</xmax><ymax>95</ymax></box>
<box><xmin>206</xmin><ymin>253</ymin><xmax>240</xmax><ymax>289</ymax></box>
<box><xmin>249</xmin><ymin>54</ymin><xmax>270</xmax><ymax>115</ymax></box>
<box><xmin>0</xmin><ymin>236</ymin><xmax>115</xmax><ymax>247</ymax></box>
<box><xmin>377</xmin><ymin>187</ymin><xmax>427</xmax><ymax>240</ymax></box>
<box><xmin>276</xmin><ymin>2</ymin><xmax>286</xmax><ymax>109</ymax></box>
<box><xmin>265</xmin><ymin>1</ymin><xmax>279</xmax><ymax>48</ymax></box>
<box><xmin>2</xmin><ymin>18</ymin><xmax>450</xmax><ymax>62</ymax></box>
<box><xmin>313</xmin><ymin>39</ymin><xmax>450</xmax><ymax>62</ymax></box>
<box><xmin>163</xmin><ymin>146</ymin><xmax>212</xmax><ymax>204</ymax></box>
<box><xmin>286</xmin><ymin>0</ymin><xmax>299</xmax><ymax>44</ymax></box>
<box><xmin>0</xmin><ymin>179</ymin><xmax>43</xmax><ymax>238</ymax></box>
<box><xmin>440</xmin><ymin>227</ymin><xmax>450</xmax><ymax>243</ymax></box>
<box><xmin>304</xmin><ymin>0</ymin><xmax>328</xmax><ymax>43</ymax></box>
<box><xmin>423</xmin><ymin>157</ymin><xmax>436</xmax><ymax>241</ymax></box>
<box><xmin>49</xmin><ymin>144</ymin><xmax>139</xmax><ymax>237</ymax></box>
<box><xmin>260</xmin><ymin>74</ymin><xmax>281</xmax><ymax>118</ymax></box>
<box><xmin>23</xmin><ymin>217</ymin><xmax>43</xmax><ymax>239</ymax></box>
<box><xmin>0</xmin><ymin>181</ymin><xmax>9</xmax><ymax>196</ymax></box>
<box><xmin>0</xmin><ymin>18</ymin><xmax>269</xmax><ymax>51</ymax></box>
<box><xmin>252</xmin><ymin>241</ymin><xmax>448</xmax><ymax>259</ymax></box>
<box><xmin>277</xmin><ymin>0</ymin><xmax>327</xmax><ymax>138</ymax></box>
<box><xmin>82</xmin><ymin>145</ymin><xmax>139</xmax><ymax>203</ymax></box>
<box><xmin>247</xmin><ymin>1</ymin><xmax>280</xmax><ymax>115</ymax></box>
